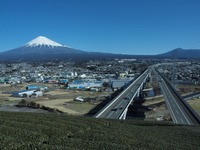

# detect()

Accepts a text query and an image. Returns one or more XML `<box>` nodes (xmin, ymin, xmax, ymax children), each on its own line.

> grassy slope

<box><xmin>0</xmin><ymin>111</ymin><xmax>200</xmax><ymax>150</ymax></box>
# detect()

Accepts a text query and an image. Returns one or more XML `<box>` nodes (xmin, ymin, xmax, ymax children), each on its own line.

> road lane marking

<box><xmin>96</xmin><ymin>69</ymin><xmax>149</xmax><ymax>118</ymax></box>
<box><xmin>107</xmin><ymin>111</ymin><xmax>114</xmax><ymax>118</ymax></box>
<box><xmin>162</xmin><ymin>79</ymin><xmax>192</xmax><ymax>125</ymax></box>
<box><xmin>158</xmin><ymin>79</ymin><xmax>178</xmax><ymax>123</ymax></box>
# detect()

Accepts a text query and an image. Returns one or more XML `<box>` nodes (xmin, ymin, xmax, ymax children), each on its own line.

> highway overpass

<box><xmin>95</xmin><ymin>68</ymin><xmax>150</xmax><ymax>119</ymax></box>
<box><xmin>153</xmin><ymin>66</ymin><xmax>200</xmax><ymax>125</ymax></box>
<box><xmin>95</xmin><ymin>64</ymin><xmax>200</xmax><ymax>125</ymax></box>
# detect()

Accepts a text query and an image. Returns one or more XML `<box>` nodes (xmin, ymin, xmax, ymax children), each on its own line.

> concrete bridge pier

<box><xmin>136</xmin><ymin>88</ymin><xmax>140</xmax><ymax>97</ymax></box>
<box><xmin>136</xmin><ymin>81</ymin><xmax>145</xmax><ymax>98</ymax></box>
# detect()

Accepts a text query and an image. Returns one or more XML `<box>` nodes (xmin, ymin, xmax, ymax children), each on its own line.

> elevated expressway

<box><xmin>153</xmin><ymin>66</ymin><xmax>200</xmax><ymax>125</ymax></box>
<box><xmin>95</xmin><ymin>64</ymin><xmax>200</xmax><ymax>125</ymax></box>
<box><xmin>95</xmin><ymin>68</ymin><xmax>150</xmax><ymax>119</ymax></box>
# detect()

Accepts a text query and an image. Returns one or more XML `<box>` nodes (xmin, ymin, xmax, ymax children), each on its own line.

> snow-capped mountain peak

<box><xmin>25</xmin><ymin>36</ymin><xmax>66</xmax><ymax>48</ymax></box>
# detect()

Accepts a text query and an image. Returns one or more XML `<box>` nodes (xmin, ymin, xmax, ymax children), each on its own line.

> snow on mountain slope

<box><xmin>25</xmin><ymin>36</ymin><xmax>67</xmax><ymax>48</ymax></box>
<box><xmin>0</xmin><ymin>35</ymin><xmax>135</xmax><ymax>61</ymax></box>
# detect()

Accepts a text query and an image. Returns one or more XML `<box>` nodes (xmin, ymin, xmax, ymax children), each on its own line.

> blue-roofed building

<box><xmin>68</xmin><ymin>80</ymin><xmax>102</xmax><ymax>90</ymax></box>
<box><xmin>12</xmin><ymin>89</ymin><xmax>37</xmax><ymax>97</ymax></box>
<box><xmin>26</xmin><ymin>85</ymin><xmax>48</xmax><ymax>91</ymax></box>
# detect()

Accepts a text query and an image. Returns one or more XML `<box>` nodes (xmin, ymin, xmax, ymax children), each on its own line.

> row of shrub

<box><xmin>0</xmin><ymin>111</ymin><xmax>200</xmax><ymax>149</ymax></box>
<box><xmin>17</xmin><ymin>99</ymin><xmax>63</xmax><ymax>114</ymax></box>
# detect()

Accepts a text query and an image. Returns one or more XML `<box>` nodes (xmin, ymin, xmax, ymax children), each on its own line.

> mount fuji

<box><xmin>0</xmin><ymin>36</ymin><xmax>135</xmax><ymax>61</ymax></box>
<box><xmin>1</xmin><ymin>36</ymin><xmax>200</xmax><ymax>61</ymax></box>
<box><xmin>24</xmin><ymin>36</ymin><xmax>66</xmax><ymax>48</ymax></box>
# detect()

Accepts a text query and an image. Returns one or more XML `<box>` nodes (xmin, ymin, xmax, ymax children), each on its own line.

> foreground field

<box><xmin>0</xmin><ymin>111</ymin><xmax>200</xmax><ymax>149</ymax></box>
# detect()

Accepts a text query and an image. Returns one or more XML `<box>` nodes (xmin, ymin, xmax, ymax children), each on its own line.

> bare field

<box><xmin>176</xmin><ymin>84</ymin><xmax>200</xmax><ymax>116</ymax></box>
<box><xmin>0</xmin><ymin>83</ymin><xmax>107</xmax><ymax>115</ymax></box>
<box><xmin>177</xmin><ymin>84</ymin><xmax>200</xmax><ymax>95</ymax></box>
<box><xmin>32</xmin><ymin>89</ymin><xmax>107</xmax><ymax>115</ymax></box>
<box><xmin>143</xmin><ymin>96</ymin><xmax>171</xmax><ymax>121</ymax></box>
<box><xmin>0</xmin><ymin>93</ymin><xmax>22</xmax><ymax>105</ymax></box>
<box><xmin>187</xmin><ymin>98</ymin><xmax>200</xmax><ymax>116</ymax></box>
<box><xmin>46</xmin><ymin>89</ymin><xmax>108</xmax><ymax>97</ymax></box>
<box><xmin>0</xmin><ymin>84</ymin><xmax>24</xmax><ymax>93</ymax></box>
<box><xmin>0</xmin><ymin>94</ymin><xmax>11</xmax><ymax>98</ymax></box>
<box><xmin>37</xmin><ymin>99</ymin><xmax>95</xmax><ymax>115</ymax></box>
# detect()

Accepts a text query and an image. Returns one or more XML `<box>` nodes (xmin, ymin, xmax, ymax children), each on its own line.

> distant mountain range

<box><xmin>0</xmin><ymin>36</ymin><xmax>200</xmax><ymax>61</ymax></box>
<box><xmin>155</xmin><ymin>48</ymin><xmax>200</xmax><ymax>59</ymax></box>
<box><xmin>0</xmin><ymin>36</ymin><xmax>139</xmax><ymax>61</ymax></box>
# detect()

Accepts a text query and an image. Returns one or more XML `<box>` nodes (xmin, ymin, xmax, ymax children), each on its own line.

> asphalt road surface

<box><xmin>153</xmin><ymin>67</ymin><xmax>196</xmax><ymax>125</ymax></box>
<box><xmin>159</xmin><ymin>79</ymin><xmax>193</xmax><ymax>124</ymax></box>
<box><xmin>96</xmin><ymin>69</ymin><xmax>150</xmax><ymax>119</ymax></box>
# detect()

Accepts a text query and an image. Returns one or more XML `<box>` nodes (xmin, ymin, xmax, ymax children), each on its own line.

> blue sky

<box><xmin>1</xmin><ymin>0</ymin><xmax>200</xmax><ymax>55</ymax></box>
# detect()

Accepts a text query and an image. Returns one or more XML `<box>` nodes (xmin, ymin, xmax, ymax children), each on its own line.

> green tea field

<box><xmin>0</xmin><ymin>111</ymin><xmax>200</xmax><ymax>150</ymax></box>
